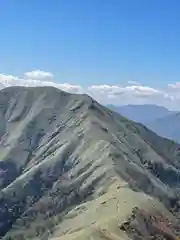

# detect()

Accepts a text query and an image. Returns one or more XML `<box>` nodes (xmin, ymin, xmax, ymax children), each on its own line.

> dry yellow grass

<box><xmin>50</xmin><ymin>178</ymin><xmax>167</xmax><ymax>240</ymax></box>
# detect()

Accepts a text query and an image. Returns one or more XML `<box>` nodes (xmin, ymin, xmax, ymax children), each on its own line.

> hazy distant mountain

<box><xmin>0</xmin><ymin>87</ymin><xmax>180</xmax><ymax>239</ymax></box>
<box><xmin>107</xmin><ymin>104</ymin><xmax>174</xmax><ymax>123</ymax></box>
<box><xmin>107</xmin><ymin>104</ymin><xmax>180</xmax><ymax>143</ymax></box>
<box><xmin>146</xmin><ymin>112</ymin><xmax>180</xmax><ymax>143</ymax></box>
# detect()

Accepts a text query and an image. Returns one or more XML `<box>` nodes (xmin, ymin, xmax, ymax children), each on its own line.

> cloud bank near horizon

<box><xmin>0</xmin><ymin>70</ymin><xmax>180</xmax><ymax>110</ymax></box>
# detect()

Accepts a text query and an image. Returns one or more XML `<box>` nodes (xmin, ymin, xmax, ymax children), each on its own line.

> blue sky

<box><xmin>0</xmin><ymin>0</ymin><xmax>180</xmax><ymax>108</ymax></box>
<box><xmin>1</xmin><ymin>0</ymin><xmax>180</xmax><ymax>86</ymax></box>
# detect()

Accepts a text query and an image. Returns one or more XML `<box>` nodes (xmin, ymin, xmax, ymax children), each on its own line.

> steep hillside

<box><xmin>107</xmin><ymin>104</ymin><xmax>173</xmax><ymax>123</ymax></box>
<box><xmin>0</xmin><ymin>86</ymin><xmax>179</xmax><ymax>240</ymax></box>
<box><xmin>146</xmin><ymin>112</ymin><xmax>180</xmax><ymax>143</ymax></box>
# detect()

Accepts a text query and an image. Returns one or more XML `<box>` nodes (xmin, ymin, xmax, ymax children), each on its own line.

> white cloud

<box><xmin>57</xmin><ymin>83</ymin><xmax>82</xmax><ymax>93</ymax></box>
<box><xmin>123</xmin><ymin>85</ymin><xmax>163</xmax><ymax>97</ymax></box>
<box><xmin>24</xmin><ymin>70</ymin><xmax>54</xmax><ymax>80</ymax></box>
<box><xmin>0</xmin><ymin>71</ymin><xmax>82</xmax><ymax>94</ymax></box>
<box><xmin>0</xmin><ymin>70</ymin><xmax>180</xmax><ymax>110</ymax></box>
<box><xmin>87</xmin><ymin>83</ymin><xmax>178</xmax><ymax>109</ymax></box>
<box><xmin>127</xmin><ymin>80</ymin><xmax>141</xmax><ymax>85</ymax></box>
<box><xmin>90</xmin><ymin>85</ymin><xmax>119</xmax><ymax>90</ymax></box>
<box><xmin>88</xmin><ymin>84</ymin><xmax>163</xmax><ymax>97</ymax></box>
<box><xmin>0</xmin><ymin>74</ymin><xmax>20</xmax><ymax>88</ymax></box>
<box><xmin>168</xmin><ymin>82</ymin><xmax>180</xmax><ymax>89</ymax></box>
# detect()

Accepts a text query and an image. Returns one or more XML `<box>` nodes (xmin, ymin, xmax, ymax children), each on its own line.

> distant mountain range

<box><xmin>107</xmin><ymin>104</ymin><xmax>180</xmax><ymax>143</ymax></box>
<box><xmin>106</xmin><ymin>104</ymin><xmax>175</xmax><ymax>123</ymax></box>
<box><xmin>145</xmin><ymin>112</ymin><xmax>180</xmax><ymax>142</ymax></box>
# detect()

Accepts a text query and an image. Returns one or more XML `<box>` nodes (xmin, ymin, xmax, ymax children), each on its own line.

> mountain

<box><xmin>146</xmin><ymin>112</ymin><xmax>180</xmax><ymax>143</ymax></box>
<box><xmin>106</xmin><ymin>104</ymin><xmax>174</xmax><ymax>123</ymax></box>
<box><xmin>0</xmin><ymin>86</ymin><xmax>180</xmax><ymax>240</ymax></box>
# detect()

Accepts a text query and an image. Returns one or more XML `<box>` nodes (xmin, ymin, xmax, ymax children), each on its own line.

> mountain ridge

<box><xmin>0</xmin><ymin>86</ymin><xmax>179</xmax><ymax>239</ymax></box>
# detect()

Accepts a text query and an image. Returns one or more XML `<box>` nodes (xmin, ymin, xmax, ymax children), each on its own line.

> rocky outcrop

<box><xmin>120</xmin><ymin>207</ymin><xmax>180</xmax><ymax>240</ymax></box>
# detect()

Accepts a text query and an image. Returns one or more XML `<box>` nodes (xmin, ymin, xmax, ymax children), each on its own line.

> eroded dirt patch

<box><xmin>120</xmin><ymin>207</ymin><xmax>180</xmax><ymax>240</ymax></box>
